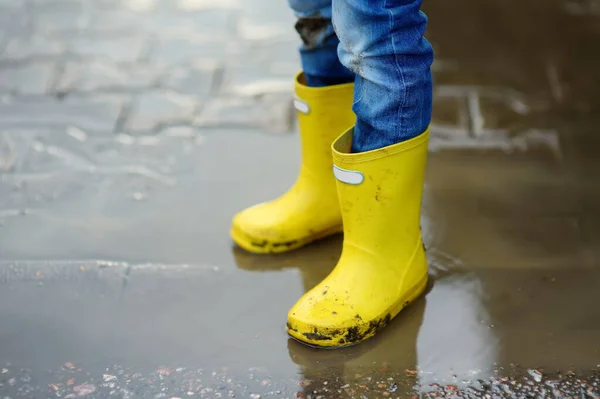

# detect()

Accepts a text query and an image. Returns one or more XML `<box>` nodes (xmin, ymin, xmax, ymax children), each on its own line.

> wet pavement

<box><xmin>1</xmin><ymin>0</ymin><xmax>600</xmax><ymax>397</ymax></box>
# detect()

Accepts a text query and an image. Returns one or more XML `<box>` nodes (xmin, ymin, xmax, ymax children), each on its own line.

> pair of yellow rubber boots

<box><xmin>231</xmin><ymin>72</ymin><xmax>429</xmax><ymax>348</ymax></box>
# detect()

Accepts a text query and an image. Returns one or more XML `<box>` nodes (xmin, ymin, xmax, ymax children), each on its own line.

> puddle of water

<box><xmin>1</xmin><ymin>126</ymin><xmax>599</xmax><ymax>395</ymax></box>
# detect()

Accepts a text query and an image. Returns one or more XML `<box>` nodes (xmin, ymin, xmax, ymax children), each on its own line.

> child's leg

<box><xmin>332</xmin><ymin>0</ymin><xmax>434</xmax><ymax>152</ymax></box>
<box><xmin>287</xmin><ymin>0</ymin><xmax>355</xmax><ymax>87</ymax></box>
<box><xmin>286</xmin><ymin>0</ymin><xmax>433</xmax><ymax>347</ymax></box>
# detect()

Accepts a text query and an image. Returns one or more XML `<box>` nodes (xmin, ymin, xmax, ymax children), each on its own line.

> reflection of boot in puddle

<box><xmin>231</xmin><ymin>235</ymin><xmax>342</xmax><ymax>292</ymax></box>
<box><xmin>288</xmin><ymin>297</ymin><xmax>426</xmax><ymax>398</ymax></box>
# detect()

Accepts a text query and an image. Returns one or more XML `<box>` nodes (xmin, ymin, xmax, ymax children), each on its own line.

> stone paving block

<box><xmin>0</xmin><ymin>61</ymin><xmax>58</xmax><ymax>95</ymax></box>
<box><xmin>32</xmin><ymin>4</ymin><xmax>90</xmax><ymax>36</ymax></box>
<box><xmin>0</xmin><ymin>8</ymin><xmax>32</xmax><ymax>46</ymax></box>
<box><xmin>119</xmin><ymin>0</ymin><xmax>164</xmax><ymax>12</ymax></box>
<box><xmin>564</xmin><ymin>0</ymin><xmax>600</xmax><ymax>15</ymax></box>
<box><xmin>157</xmin><ymin>125</ymin><xmax>200</xmax><ymax>139</ymax></box>
<box><xmin>0</xmin><ymin>132</ymin><xmax>17</xmax><ymax>173</ymax></box>
<box><xmin>89</xmin><ymin>0</ymin><xmax>124</xmax><ymax>8</ymax></box>
<box><xmin>87</xmin><ymin>9</ymin><xmax>151</xmax><ymax>36</ymax></box>
<box><xmin>56</xmin><ymin>61</ymin><xmax>158</xmax><ymax>93</ymax></box>
<box><xmin>235</xmin><ymin>0</ymin><xmax>295</xmax><ymax>26</ymax></box>
<box><xmin>6</xmin><ymin>129</ymin><xmax>183</xmax><ymax>182</ymax></box>
<box><xmin>162</xmin><ymin>61</ymin><xmax>219</xmax><ymax>97</ymax></box>
<box><xmin>434</xmin><ymin>85</ymin><xmax>530</xmax><ymax>134</ymax></box>
<box><xmin>225</xmin><ymin>76</ymin><xmax>293</xmax><ymax>97</ymax></box>
<box><xmin>1</xmin><ymin>36</ymin><xmax>66</xmax><ymax>62</ymax></box>
<box><xmin>0</xmin><ymin>32</ymin><xmax>6</xmax><ymax>55</ymax></box>
<box><xmin>431</xmin><ymin>92</ymin><xmax>469</xmax><ymax>133</ymax></box>
<box><xmin>175</xmin><ymin>0</ymin><xmax>239</xmax><ymax>11</ymax></box>
<box><xmin>4</xmin><ymin>129</ymin><xmax>94</xmax><ymax>177</ymax></box>
<box><xmin>222</xmin><ymin>67</ymin><xmax>296</xmax><ymax>96</ymax></box>
<box><xmin>234</xmin><ymin>16</ymin><xmax>291</xmax><ymax>42</ymax></box>
<box><xmin>429</xmin><ymin>127</ymin><xmax>561</xmax><ymax>156</ymax></box>
<box><xmin>0</xmin><ymin>127</ymin><xmax>189</xmax><ymax>211</ymax></box>
<box><xmin>153</xmin><ymin>8</ymin><xmax>236</xmax><ymax>38</ymax></box>
<box><xmin>0</xmin><ymin>2</ymin><xmax>25</xmax><ymax>40</ymax></box>
<box><xmin>477</xmin><ymin>91</ymin><xmax>534</xmax><ymax>133</ymax></box>
<box><xmin>67</xmin><ymin>35</ymin><xmax>148</xmax><ymax>64</ymax></box>
<box><xmin>467</xmin><ymin>88</ymin><xmax>530</xmax><ymax>135</ymax></box>
<box><xmin>67</xmin><ymin>7</ymin><xmax>227</xmax><ymax>40</ymax></box>
<box><xmin>232</xmin><ymin>39</ymin><xmax>299</xmax><ymax>69</ymax></box>
<box><xmin>220</xmin><ymin>40</ymin><xmax>299</xmax><ymax>94</ymax></box>
<box><xmin>125</xmin><ymin>91</ymin><xmax>198</xmax><ymax>132</ymax></box>
<box><xmin>0</xmin><ymin>95</ymin><xmax>126</xmax><ymax>132</ymax></box>
<box><xmin>0</xmin><ymin>0</ymin><xmax>26</xmax><ymax>7</ymax></box>
<box><xmin>195</xmin><ymin>93</ymin><xmax>293</xmax><ymax>133</ymax></box>
<box><xmin>429</xmin><ymin>85</ymin><xmax>561</xmax><ymax>155</ymax></box>
<box><xmin>29</xmin><ymin>0</ymin><xmax>85</xmax><ymax>10</ymax></box>
<box><xmin>152</xmin><ymin>36</ymin><xmax>242</xmax><ymax>67</ymax></box>
<box><xmin>0</xmin><ymin>128</ymin><xmax>102</xmax><ymax>216</ymax></box>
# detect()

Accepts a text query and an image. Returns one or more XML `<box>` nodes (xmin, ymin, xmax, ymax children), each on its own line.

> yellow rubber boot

<box><xmin>286</xmin><ymin>126</ymin><xmax>430</xmax><ymax>347</ymax></box>
<box><xmin>230</xmin><ymin>72</ymin><xmax>355</xmax><ymax>254</ymax></box>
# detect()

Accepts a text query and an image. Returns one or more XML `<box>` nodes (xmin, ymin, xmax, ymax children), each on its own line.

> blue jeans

<box><xmin>287</xmin><ymin>0</ymin><xmax>433</xmax><ymax>152</ymax></box>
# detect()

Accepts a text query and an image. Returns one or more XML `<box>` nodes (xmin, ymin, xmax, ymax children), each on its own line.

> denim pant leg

<box><xmin>287</xmin><ymin>0</ymin><xmax>355</xmax><ymax>87</ymax></box>
<box><xmin>332</xmin><ymin>0</ymin><xmax>434</xmax><ymax>152</ymax></box>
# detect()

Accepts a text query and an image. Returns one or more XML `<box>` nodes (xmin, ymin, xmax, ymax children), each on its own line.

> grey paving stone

<box><xmin>152</xmin><ymin>8</ymin><xmax>236</xmax><ymax>38</ymax></box>
<box><xmin>0</xmin><ymin>132</ymin><xmax>17</xmax><ymax>173</ymax></box>
<box><xmin>0</xmin><ymin>127</ymin><xmax>194</xmax><ymax>195</ymax></box>
<box><xmin>67</xmin><ymin>36</ymin><xmax>148</xmax><ymax>64</ymax></box>
<box><xmin>0</xmin><ymin>95</ymin><xmax>127</xmax><ymax>132</ymax></box>
<box><xmin>220</xmin><ymin>41</ymin><xmax>299</xmax><ymax>94</ymax></box>
<box><xmin>87</xmin><ymin>9</ymin><xmax>151</xmax><ymax>36</ymax></box>
<box><xmin>2</xmin><ymin>128</ymin><xmax>94</xmax><ymax>178</ymax></box>
<box><xmin>88</xmin><ymin>0</ymin><xmax>123</xmax><ymax>8</ymax></box>
<box><xmin>235</xmin><ymin>0</ymin><xmax>295</xmax><ymax>27</ymax></box>
<box><xmin>0</xmin><ymin>7</ymin><xmax>32</xmax><ymax>44</ymax></box>
<box><xmin>220</xmin><ymin>64</ymin><xmax>294</xmax><ymax>97</ymax></box>
<box><xmin>230</xmin><ymin>39</ymin><xmax>299</xmax><ymax>70</ymax></box>
<box><xmin>125</xmin><ymin>91</ymin><xmax>197</xmax><ymax>132</ymax></box>
<box><xmin>28</xmin><ymin>0</ymin><xmax>93</xmax><ymax>37</ymax></box>
<box><xmin>0</xmin><ymin>61</ymin><xmax>58</xmax><ymax>95</ymax></box>
<box><xmin>0</xmin><ymin>32</ymin><xmax>6</xmax><ymax>55</ymax></box>
<box><xmin>157</xmin><ymin>125</ymin><xmax>200</xmax><ymax>139</ymax></box>
<box><xmin>478</xmin><ymin>91</ymin><xmax>532</xmax><ymax>133</ymax></box>
<box><xmin>56</xmin><ymin>61</ymin><xmax>158</xmax><ymax>93</ymax></box>
<box><xmin>564</xmin><ymin>0</ymin><xmax>600</xmax><ymax>15</ymax></box>
<box><xmin>152</xmin><ymin>36</ymin><xmax>242</xmax><ymax>67</ymax></box>
<box><xmin>1</xmin><ymin>36</ymin><xmax>66</xmax><ymax>61</ymax></box>
<box><xmin>434</xmin><ymin>85</ymin><xmax>531</xmax><ymax>135</ymax></box>
<box><xmin>29</xmin><ymin>0</ymin><xmax>85</xmax><ymax>10</ymax></box>
<box><xmin>431</xmin><ymin>94</ymin><xmax>469</xmax><ymax>133</ymax></box>
<box><xmin>194</xmin><ymin>93</ymin><xmax>292</xmax><ymax>133</ymax></box>
<box><xmin>233</xmin><ymin>16</ymin><xmax>292</xmax><ymax>42</ymax></box>
<box><xmin>0</xmin><ymin>0</ymin><xmax>26</xmax><ymax>7</ymax></box>
<box><xmin>162</xmin><ymin>61</ymin><xmax>218</xmax><ymax>97</ymax></box>
<box><xmin>33</xmin><ymin>7</ymin><xmax>91</xmax><ymax>36</ymax></box>
<box><xmin>428</xmin><ymin>85</ymin><xmax>560</xmax><ymax>154</ymax></box>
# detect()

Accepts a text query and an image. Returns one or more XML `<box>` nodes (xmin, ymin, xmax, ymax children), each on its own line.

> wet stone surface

<box><xmin>1</xmin><ymin>363</ymin><xmax>600</xmax><ymax>399</ymax></box>
<box><xmin>2</xmin><ymin>0</ymin><xmax>600</xmax><ymax>398</ymax></box>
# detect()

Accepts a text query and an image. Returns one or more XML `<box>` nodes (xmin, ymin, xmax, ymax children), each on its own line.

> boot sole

<box><xmin>230</xmin><ymin>224</ymin><xmax>343</xmax><ymax>254</ymax></box>
<box><xmin>286</xmin><ymin>272</ymin><xmax>429</xmax><ymax>349</ymax></box>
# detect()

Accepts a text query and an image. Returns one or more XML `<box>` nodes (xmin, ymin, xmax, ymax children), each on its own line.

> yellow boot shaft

<box><xmin>230</xmin><ymin>73</ymin><xmax>355</xmax><ymax>254</ymax></box>
<box><xmin>287</xmin><ymin>127</ymin><xmax>430</xmax><ymax>347</ymax></box>
<box><xmin>333</xmin><ymin>126</ymin><xmax>429</xmax><ymax>289</ymax></box>
<box><xmin>294</xmin><ymin>74</ymin><xmax>356</xmax><ymax>185</ymax></box>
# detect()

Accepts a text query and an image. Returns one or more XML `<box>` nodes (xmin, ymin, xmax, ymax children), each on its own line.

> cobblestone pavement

<box><xmin>2</xmin><ymin>0</ymin><xmax>600</xmax><ymax>398</ymax></box>
<box><xmin>0</xmin><ymin>0</ymin><xmax>300</xmax><ymax>134</ymax></box>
